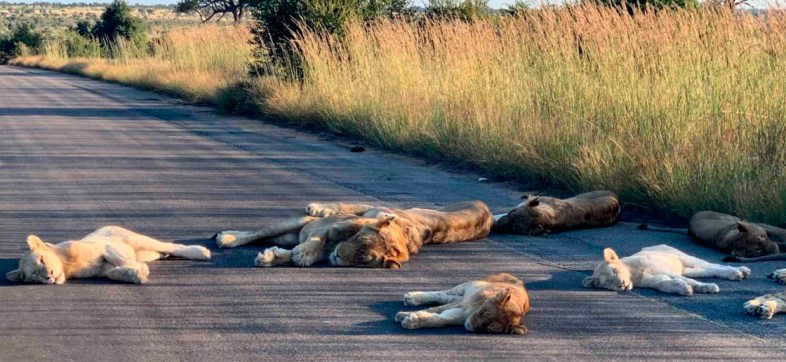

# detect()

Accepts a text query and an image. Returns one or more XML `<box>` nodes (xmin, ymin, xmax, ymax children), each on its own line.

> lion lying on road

<box><xmin>214</xmin><ymin>201</ymin><xmax>494</xmax><ymax>269</ymax></box>
<box><xmin>6</xmin><ymin>226</ymin><xmax>211</xmax><ymax>284</ymax></box>
<box><xmin>492</xmin><ymin>190</ymin><xmax>620</xmax><ymax>236</ymax></box>
<box><xmin>639</xmin><ymin>211</ymin><xmax>786</xmax><ymax>261</ymax></box>
<box><xmin>395</xmin><ymin>273</ymin><xmax>530</xmax><ymax>334</ymax></box>
<box><xmin>582</xmin><ymin>245</ymin><xmax>750</xmax><ymax>296</ymax></box>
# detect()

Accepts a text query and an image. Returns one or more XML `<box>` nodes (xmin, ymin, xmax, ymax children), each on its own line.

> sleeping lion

<box><xmin>214</xmin><ymin>201</ymin><xmax>494</xmax><ymax>269</ymax></box>
<box><xmin>395</xmin><ymin>273</ymin><xmax>530</xmax><ymax>334</ymax></box>
<box><xmin>6</xmin><ymin>226</ymin><xmax>211</xmax><ymax>284</ymax></box>
<box><xmin>492</xmin><ymin>190</ymin><xmax>620</xmax><ymax>236</ymax></box>
<box><xmin>582</xmin><ymin>245</ymin><xmax>750</xmax><ymax>296</ymax></box>
<box><xmin>639</xmin><ymin>211</ymin><xmax>786</xmax><ymax>262</ymax></box>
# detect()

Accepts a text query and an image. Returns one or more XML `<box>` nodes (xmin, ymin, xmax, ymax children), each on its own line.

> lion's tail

<box><xmin>723</xmin><ymin>254</ymin><xmax>786</xmax><ymax>263</ymax></box>
<box><xmin>636</xmin><ymin>224</ymin><xmax>688</xmax><ymax>235</ymax></box>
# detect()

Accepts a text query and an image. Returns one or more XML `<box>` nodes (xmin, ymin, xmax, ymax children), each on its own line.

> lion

<box><xmin>638</xmin><ymin>211</ymin><xmax>786</xmax><ymax>262</ymax></box>
<box><xmin>582</xmin><ymin>244</ymin><xmax>751</xmax><ymax>296</ymax></box>
<box><xmin>6</xmin><ymin>226</ymin><xmax>211</xmax><ymax>284</ymax></box>
<box><xmin>492</xmin><ymin>190</ymin><xmax>620</xmax><ymax>236</ymax></box>
<box><xmin>214</xmin><ymin>200</ymin><xmax>494</xmax><ymax>269</ymax></box>
<box><xmin>394</xmin><ymin>273</ymin><xmax>530</xmax><ymax>334</ymax></box>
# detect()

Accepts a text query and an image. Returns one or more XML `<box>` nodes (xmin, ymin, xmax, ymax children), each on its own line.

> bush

<box><xmin>61</xmin><ymin>30</ymin><xmax>102</xmax><ymax>58</ymax></box>
<box><xmin>426</xmin><ymin>0</ymin><xmax>490</xmax><ymax>21</ymax></box>
<box><xmin>0</xmin><ymin>23</ymin><xmax>43</xmax><ymax>62</ymax></box>
<box><xmin>91</xmin><ymin>0</ymin><xmax>148</xmax><ymax>49</ymax></box>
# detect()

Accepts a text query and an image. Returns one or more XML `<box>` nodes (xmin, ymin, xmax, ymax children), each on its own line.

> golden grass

<box><xmin>14</xmin><ymin>5</ymin><xmax>786</xmax><ymax>223</ymax></box>
<box><xmin>13</xmin><ymin>25</ymin><xmax>253</xmax><ymax>103</ymax></box>
<box><xmin>264</xmin><ymin>5</ymin><xmax>786</xmax><ymax>223</ymax></box>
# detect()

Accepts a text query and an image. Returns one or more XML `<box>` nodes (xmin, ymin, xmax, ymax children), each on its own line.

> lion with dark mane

<box><xmin>214</xmin><ymin>201</ymin><xmax>494</xmax><ymax>269</ymax></box>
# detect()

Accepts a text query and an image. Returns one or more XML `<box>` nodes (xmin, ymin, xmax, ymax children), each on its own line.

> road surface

<box><xmin>1</xmin><ymin>65</ymin><xmax>785</xmax><ymax>361</ymax></box>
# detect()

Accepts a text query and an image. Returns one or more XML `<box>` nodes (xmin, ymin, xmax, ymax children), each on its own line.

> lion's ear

<box><xmin>383</xmin><ymin>258</ymin><xmax>401</xmax><ymax>269</ymax></box>
<box><xmin>527</xmin><ymin>196</ymin><xmax>540</xmax><ymax>208</ymax></box>
<box><xmin>510</xmin><ymin>324</ymin><xmax>528</xmax><ymax>335</ymax></box>
<box><xmin>375</xmin><ymin>214</ymin><xmax>396</xmax><ymax>228</ymax></box>
<box><xmin>603</xmin><ymin>248</ymin><xmax>619</xmax><ymax>262</ymax></box>
<box><xmin>6</xmin><ymin>269</ymin><xmax>23</xmax><ymax>282</ymax></box>
<box><xmin>497</xmin><ymin>288</ymin><xmax>513</xmax><ymax>304</ymax></box>
<box><xmin>582</xmin><ymin>276</ymin><xmax>596</xmax><ymax>288</ymax></box>
<box><xmin>737</xmin><ymin>221</ymin><xmax>749</xmax><ymax>233</ymax></box>
<box><xmin>26</xmin><ymin>235</ymin><xmax>47</xmax><ymax>251</ymax></box>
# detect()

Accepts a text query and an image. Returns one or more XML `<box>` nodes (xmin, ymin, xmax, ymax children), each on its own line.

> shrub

<box><xmin>91</xmin><ymin>0</ymin><xmax>148</xmax><ymax>50</ymax></box>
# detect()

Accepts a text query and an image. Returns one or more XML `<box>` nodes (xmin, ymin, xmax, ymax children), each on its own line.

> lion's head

<box><xmin>329</xmin><ymin>214</ymin><xmax>410</xmax><ymax>269</ymax></box>
<box><xmin>582</xmin><ymin>248</ymin><xmax>633</xmax><ymax>291</ymax></box>
<box><xmin>6</xmin><ymin>235</ymin><xmax>65</xmax><ymax>285</ymax></box>
<box><xmin>493</xmin><ymin>195</ymin><xmax>547</xmax><ymax>236</ymax></box>
<box><xmin>465</xmin><ymin>289</ymin><xmax>528</xmax><ymax>335</ymax></box>
<box><xmin>729</xmin><ymin>222</ymin><xmax>780</xmax><ymax>258</ymax></box>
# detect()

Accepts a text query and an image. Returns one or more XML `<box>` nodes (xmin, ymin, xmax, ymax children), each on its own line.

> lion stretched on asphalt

<box><xmin>6</xmin><ymin>226</ymin><xmax>211</xmax><ymax>284</ymax></box>
<box><xmin>638</xmin><ymin>211</ymin><xmax>786</xmax><ymax>262</ymax></box>
<box><xmin>492</xmin><ymin>190</ymin><xmax>620</xmax><ymax>236</ymax></box>
<box><xmin>582</xmin><ymin>244</ymin><xmax>750</xmax><ymax>296</ymax></box>
<box><xmin>214</xmin><ymin>201</ymin><xmax>494</xmax><ymax>269</ymax></box>
<box><xmin>395</xmin><ymin>273</ymin><xmax>530</xmax><ymax>334</ymax></box>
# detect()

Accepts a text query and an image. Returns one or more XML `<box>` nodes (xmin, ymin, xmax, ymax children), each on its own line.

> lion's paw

<box><xmin>292</xmin><ymin>244</ymin><xmax>320</xmax><ymax>267</ymax></box>
<box><xmin>728</xmin><ymin>267</ymin><xmax>751</xmax><ymax>281</ymax></box>
<box><xmin>254</xmin><ymin>249</ymin><xmax>277</xmax><ymax>268</ymax></box>
<box><xmin>395</xmin><ymin>311</ymin><xmax>412</xmax><ymax>323</ymax></box>
<box><xmin>744</xmin><ymin>299</ymin><xmax>762</xmax><ymax>315</ymax></box>
<box><xmin>677</xmin><ymin>284</ymin><xmax>694</xmax><ymax>296</ymax></box>
<box><xmin>403</xmin><ymin>292</ymin><xmax>421</xmax><ymax>306</ymax></box>
<box><xmin>215</xmin><ymin>231</ymin><xmax>239</xmax><ymax>248</ymax></box>
<box><xmin>695</xmin><ymin>283</ymin><xmax>720</xmax><ymax>294</ymax></box>
<box><xmin>306</xmin><ymin>203</ymin><xmax>337</xmax><ymax>217</ymax></box>
<box><xmin>768</xmin><ymin>269</ymin><xmax>786</xmax><ymax>284</ymax></box>
<box><xmin>189</xmin><ymin>246</ymin><xmax>211</xmax><ymax>260</ymax></box>
<box><xmin>401</xmin><ymin>314</ymin><xmax>422</xmax><ymax>329</ymax></box>
<box><xmin>129</xmin><ymin>265</ymin><xmax>148</xmax><ymax>284</ymax></box>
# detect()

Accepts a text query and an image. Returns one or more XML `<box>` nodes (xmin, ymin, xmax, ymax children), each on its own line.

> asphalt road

<box><xmin>1</xmin><ymin>65</ymin><xmax>786</xmax><ymax>361</ymax></box>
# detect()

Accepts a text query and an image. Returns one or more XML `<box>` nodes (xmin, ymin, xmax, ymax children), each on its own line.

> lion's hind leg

<box><xmin>744</xmin><ymin>292</ymin><xmax>786</xmax><ymax>319</ymax></box>
<box><xmin>398</xmin><ymin>304</ymin><xmax>465</xmax><ymax>330</ymax></box>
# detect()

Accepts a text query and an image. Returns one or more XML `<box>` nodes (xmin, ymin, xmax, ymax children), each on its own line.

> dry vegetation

<box><xmin>13</xmin><ymin>5</ymin><xmax>786</xmax><ymax>223</ymax></box>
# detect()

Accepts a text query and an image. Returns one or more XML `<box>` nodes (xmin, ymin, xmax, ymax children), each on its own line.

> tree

<box><xmin>426</xmin><ymin>0</ymin><xmax>490</xmax><ymax>21</ymax></box>
<box><xmin>594</xmin><ymin>0</ymin><xmax>698</xmax><ymax>10</ymax></box>
<box><xmin>92</xmin><ymin>0</ymin><xmax>147</xmax><ymax>48</ymax></box>
<box><xmin>175</xmin><ymin>0</ymin><xmax>250</xmax><ymax>22</ymax></box>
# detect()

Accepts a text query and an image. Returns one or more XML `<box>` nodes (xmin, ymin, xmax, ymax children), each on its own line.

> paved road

<box><xmin>1</xmin><ymin>65</ymin><xmax>786</xmax><ymax>361</ymax></box>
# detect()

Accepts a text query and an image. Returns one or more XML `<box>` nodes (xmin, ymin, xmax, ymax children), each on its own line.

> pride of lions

<box><xmin>8</xmin><ymin>190</ymin><xmax>786</xmax><ymax>335</ymax></box>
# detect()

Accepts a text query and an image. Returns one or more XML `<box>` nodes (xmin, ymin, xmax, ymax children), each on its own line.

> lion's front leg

<box><xmin>254</xmin><ymin>247</ymin><xmax>293</xmax><ymax>267</ymax></box>
<box><xmin>640</xmin><ymin>274</ymin><xmax>694</xmax><ymax>296</ymax></box>
<box><xmin>291</xmin><ymin>236</ymin><xmax>326</xmax><ymax>267</ymax></box>
<box><xmin>744</xmin><ymin>293</ymin><xmax>786</xmax><ymax>319</ymax></box>
<box><xmin>399</xmin><ymin>307</ymin><xmax>465</xmax><ymax>330</ymax></box>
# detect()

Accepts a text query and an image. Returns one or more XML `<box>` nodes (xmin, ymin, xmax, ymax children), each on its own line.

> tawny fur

<box><xmin>395</xmin><ymin>273</ymin><xmax>530</xmax><ymax>334</ymax></box>
<box><xmin>214</xmin><ymin>201</ymin><xmax>494</xmax><ymax>269</ymax></box>
<box><xmin>493</xmin><ymin>190</ymin><xmax>620</xmax><ymax>236</ymax></box>
<box><xmin>640</xmin><ymin>211</ymin><xmax>786</xmax><ymax>261</ymax></box>
<box><xmin>6</xmin><ymin>226</ymin><xmax>211</xmax><ymax>284</ymax></box>
<box><xmin>745</xmin><ymin>283</ymin><xmax>786</xmax><ymax>319</ymax></box>
<box><xmin>582</xmin><ymin>245</ymin><xmax>750</xmax><ymax>296</ymax></box>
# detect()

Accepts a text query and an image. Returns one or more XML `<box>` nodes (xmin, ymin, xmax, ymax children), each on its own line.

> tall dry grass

<box><xmin>13</xmin><ymin>25</ymin><xmax>253</xmax><ymax>102</ymax></box>
<box><xmin>262</xmin><ymin>6</ymin><xmax>786</xmax><ymax>223</ymax></box>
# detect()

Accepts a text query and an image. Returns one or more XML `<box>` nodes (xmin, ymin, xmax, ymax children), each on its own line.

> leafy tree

<box><xmin>594</xmin><ymin>0</ymin><xmax>698</xmax><ymax>10</ymax></box>
<box><xmin>503</xmin><ymin>0</ymin><xmax>529</xmax><ymax>15</ymax></box>
<box><xmin>91</xmin><ymin>0</ymin><xmax>148</xmax><ymax>48</ymax></box>
<box><xmin>175</xmin><ymin>0</ymin><xmax>251</xmax><ymax>22</ymax></box>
